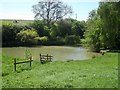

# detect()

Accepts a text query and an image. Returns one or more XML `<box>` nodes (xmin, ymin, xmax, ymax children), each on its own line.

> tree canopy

<box><xmin>84</xmin><ymin>1</ymin><xmax>120</xmax><ymax>51</ymax></box>
<box><xmin>32</xmin><ymin>0</ymin><xmax>72</xmax><ymax>27</ymax></box>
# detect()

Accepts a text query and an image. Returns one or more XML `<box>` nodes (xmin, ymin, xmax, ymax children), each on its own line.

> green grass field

<box><xmin>1</xmin><ymin>19</ymin><xmax>34</xmax><ymax>25</ymax></box>
<box><xmin>2</xmin><ymin>52</ymin><xmax>118</xmax><ymax>88</ymax></box>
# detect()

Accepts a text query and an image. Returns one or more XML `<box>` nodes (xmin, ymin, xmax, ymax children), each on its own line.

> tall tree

<box><xmin>98</xmin><ymin>2</ymin><xmax>120</xmax><ymax>49</ymax></box>
<box><xmin>84</xmin><ymin>10</ymin><xmax>102</xmax><ymax>52</ymax></box>
<box><xmin>72</xmin><ymin>20</ymin><xmax>86</xmax><ymax>38</ymax></box>
<box><xmin>32</xmin><ymin>0</ymin><xmax>72</xmax><ymax>27</ymax></box>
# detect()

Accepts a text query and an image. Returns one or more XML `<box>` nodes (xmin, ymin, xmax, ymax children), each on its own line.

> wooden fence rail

<box><xmin>14</xmin><ymin>57</ymin><xmax>33</xmax><ymax>71</ymax></box>
<box><xmin>40</xmin><ymin>54</ymin><xmax>53</xmax><ymax>64</ymax></box>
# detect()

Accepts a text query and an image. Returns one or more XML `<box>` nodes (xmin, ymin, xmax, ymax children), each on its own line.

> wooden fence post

<box><xmin>30</xmin><ymin>57</ymin><xmax>32</xmax><ymax>68</ymax></box>
<box><xmin>40</xmin><ymin>54</ymin><xmax>41</xmax><ymax>63</ymax></box>
<box><xmin>47</xmin><ymin>54</ymin><xmax>48</xmax><ymax>61</ymax></box>
<box><xmin>14</xmin><ymin>58</ymin><xmax>16</xmax><ymax>71</ymax></box>
<box><xmin>40</xmin><ymin>54</ymin><xmax>43</xmax><ymax>64</ymax></box>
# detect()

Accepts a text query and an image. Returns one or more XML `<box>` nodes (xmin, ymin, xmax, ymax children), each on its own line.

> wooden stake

<box><xmin>14</xmin><ymin>58</ymin><xmax>16</xmax><ymax>71</ymax></box>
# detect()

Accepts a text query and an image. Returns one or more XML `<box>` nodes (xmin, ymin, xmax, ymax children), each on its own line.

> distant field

<box><xmin>1</xmin><ymin>19</ymin><xmax>34</xmax><ymax>25</ymax></box>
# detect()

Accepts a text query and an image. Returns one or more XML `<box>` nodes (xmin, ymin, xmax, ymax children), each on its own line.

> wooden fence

<box><xmin>14</xmin><ymin>57</ymin><xmax>33</xmax><ymax>71</ymax></box>
<box><xmin>40</xmin><ymin>54</ymin><xmax>53</xmax><ymax>64</ymax></box>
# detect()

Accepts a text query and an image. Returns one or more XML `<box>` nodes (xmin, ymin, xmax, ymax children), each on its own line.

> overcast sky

<box><xmin>0</xmin><ymin>0</ymin><xmax>99</xmax><ymax>21</ymax></box>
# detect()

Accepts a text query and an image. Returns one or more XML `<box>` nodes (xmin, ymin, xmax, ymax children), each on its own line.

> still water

<box><xmin>2</xmin><ymin>46</ymin><xmax>99</xmax><ymax>61</ymax></box>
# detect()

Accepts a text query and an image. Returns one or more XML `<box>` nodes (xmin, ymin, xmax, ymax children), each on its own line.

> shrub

<box><xmin>16</xmin><ymin>29</ymin><xmax>39</xmax><ymax>46</ymax></box>
<box><xmin>2</xmin><ymin>23</ymin><xmax>21</xmax><ymax>43</ymax></box>
<box><xmin>65</xmin><ymin>35</ymin><xmax>80</xmax><ymax>45</ymax></box>
<box><xmin>34</xmin><ymin>36</ymin><xmax>49</xmax><ymax>45</ymax></box>
<box><xmin>2</xmin><ymin>23</ymin><xmax>32</xmax><ymax>46</ymax></box>
<box><xmin>30</xmin><ymin>20</ymin><xmax>49</xmax><ymax>37</ymax></box>
<box><xmin>39</xmin><ymin>36</ymin><xmax>48</xmax><ymax>45</ymax></box>
<box><xmin>49</xmin><ymin>36</ymin><xmax>65</xmax><ymax>45</ymax></box>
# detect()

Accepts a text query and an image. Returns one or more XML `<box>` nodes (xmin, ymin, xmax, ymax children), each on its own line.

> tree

<box><xmin>88</xmin><ymin>10</ymin><xmax>97</xmax><ymax>20</ymax></box>
<box><xmin>30</xmin><ymin>20</ymin><xmax>49</xmax><ymax>37</ymax></box>
<box><xmin>57</xmin><ymin>19</ymin><xmax>73</xmax><ymax>37</ymax></box>
<box><xmin>98</xmin><ymin>2</ymin><xmax>120</xmax><ymax>49</ymax></box>
<box><xmin>50</xmin><ymin>23</ymin><xmax>60</xmax><ymax>38</ymax></box>
<box><xmin>72</xmin><ymin>20</ymin><xmax>86</xmax><ymax>39</ymax></box>
<box><xmin>84</xmin><ymin>10</ymin><xmax>102</xmax><ymax>52</ymax></box>
<box><xmin>32</xmin><ymin>0</ymin><xmax>72</xmax><ymax>27</ymax></box>
<box><xmin>2</xmin><ymin>23</ymin><xmax>23</xmax><ymax>46</ymax></box>
<box><xmin>65</xmin><ymin>35</ymin><xmax>80</xmax><ymax>45</ymax></box>
<box><xmin>84</xmin><ymin>2</ymin><xmax>120</xmax><ymax>51</ymax></box>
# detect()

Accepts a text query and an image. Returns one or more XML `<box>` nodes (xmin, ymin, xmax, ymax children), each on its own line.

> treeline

<box><xmin>2</xmin><ymin>19</ymin><xmax>86</xmax><ymax>47</ymax></box>
<box><xmin>2</xmin><ymin>2</ymin><xmax>120</xmax><ymax>52</ymax></box>
<box><xmin>84</xmin><ymin>2</ymin><xmax>120</xmax><ymax>52</ymax></box>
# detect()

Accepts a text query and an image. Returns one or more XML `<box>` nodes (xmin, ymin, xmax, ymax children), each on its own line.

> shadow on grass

<box><xmin>2</xmin><ymin>72</ymin><xmax>9</xmax><ymax>77</ymax></box>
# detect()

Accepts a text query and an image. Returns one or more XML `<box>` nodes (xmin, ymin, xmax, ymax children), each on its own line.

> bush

<box><xmin>49</xmin><ymin>36</ymin><xmax>65</xmax><ymax>45</ymax></box>
<box><xmin>65</xmin><ymin>35</ymin><xmax>80</xmax><ymax>45</ymax></box>
<box><xmin>34</xmin><ymin>36</ymin><xmax>49</xmax><ymax>45</ymax></box>
<box><xmin>39</xmin><ymin>36</ymin><xmax>48</xmax><ymax>45</ymax></box>
<box><xmin>16</xmin><ymin>29</ymin><xmax>39</xmax><ymax>46</ymax></box>
<box><xmin>2</xmin><ymin>23</ymin><xmax>32</xmax><ymax>46</ymax></box>
<box><xmin>2</xmin><ymin>23</ymin><xmax>21</xmax><ymax>43</ymax></box>
<box><xmin>30</xmin><ymin>20</ymin><xmax>49</xmax><ymax>37</ymax></box>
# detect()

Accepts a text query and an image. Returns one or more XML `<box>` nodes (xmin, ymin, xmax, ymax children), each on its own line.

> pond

<box><xmin>2</xmin><ymin>46</ymin><xmax>100</xmax><ymax>61</ymax></box>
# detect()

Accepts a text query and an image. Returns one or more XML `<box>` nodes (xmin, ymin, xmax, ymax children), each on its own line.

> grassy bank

<box><xmin>2</xmin><ymin>52</ymin><xmax>118</xmax><ymax>88</ymax></box>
